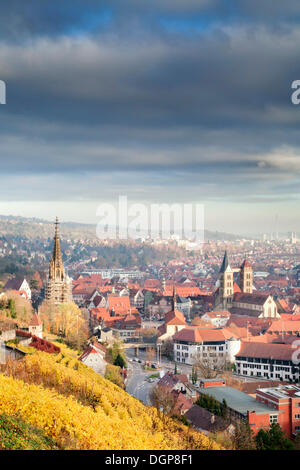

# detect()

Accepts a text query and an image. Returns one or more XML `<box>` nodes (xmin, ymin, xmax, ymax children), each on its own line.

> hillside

<box><xmin>0</xmin><ymin>214</ymin><xmax>241</xmax><ymax>241</ymax></box>
<box><xmin>0</xmin><ymin>349</ymin><xmax>222</xmax><ymax>450</ymax></box>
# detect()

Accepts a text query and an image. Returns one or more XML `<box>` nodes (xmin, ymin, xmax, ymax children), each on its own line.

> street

<box><xmin>125</xmin><ymin>358</ymin><xmax>156</xmax><ymax>406</ymax></box>
<box><xmin>125</xmin><ymin>347</ymin><xmax>194</xmax><ymax>406</ymax></box>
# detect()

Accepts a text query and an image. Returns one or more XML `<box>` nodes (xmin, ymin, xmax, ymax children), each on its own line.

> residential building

<box><xmin>185</xmin><ymin>405</ymin><xmax>234</xmax><ymax>435</ymax></box>
<box><xmin>4</xmin><ymin>277</ymin><xmax>31</xmax><ymax>300</ymax></box>
<box><xmin>79</xmin><ymin>341</ymin><xmax>107</xmax><ymax>376</ymax></box>
<box><xmin>201</xmin><ymin>311</ymin><xmax>230</xmax><ymax>327</ymax></box>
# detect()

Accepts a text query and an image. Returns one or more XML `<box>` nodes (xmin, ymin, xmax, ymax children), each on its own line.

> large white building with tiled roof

<box><xmin>235</xmin><ymin>341</ymin><xmax>300</xmax><ymax>382</ymax></box>
<box><xmin>173</xmin><ymin>327</ymin><xmax>241</xmax><ymax>365</ymax></box>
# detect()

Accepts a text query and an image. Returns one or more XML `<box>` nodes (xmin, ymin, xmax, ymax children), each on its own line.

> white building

<box><xmin>235</xmin><ymin>341</ymin><xmax>300</xmax><ymax>382</ymax></box>
<box><xmin>79</xmin><ymin>341</ymin><xmax>107</xmax><ymax>376</ymax></box>
<box><xmin>28</xmin><ymin>313</ymin><xmax>43</xmax><ymax>339</ymax></box>
<box><xmin>173</xmin><ymin>327</ymin><xmax>241</xmax><ymax>365</ymax></box>
<box><xmin>201</xmin><ymin>311</ymin><xmax>230</xmax><ymax>328</ymax></box>
<box><xmin>4</xmin><ymin>277</ymin><xmax>32</xmax><ymax>300</ymax></box>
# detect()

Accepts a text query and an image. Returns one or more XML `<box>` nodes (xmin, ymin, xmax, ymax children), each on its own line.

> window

<box><xmin>270</xmin><ymin>415</ymin><xmax>278</xmax><ymax>424</ymax></box>
<box><xmin>295</xmin><ymin>414</ymin><xmax>300</xmax><ymax>420</ymax></box>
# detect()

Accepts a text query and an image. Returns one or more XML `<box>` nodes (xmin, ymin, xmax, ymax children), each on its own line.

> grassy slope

<box><xmin>0</xmin><ymin>413</ymin><xmax>58</xmax><ymax>450</ymax></box>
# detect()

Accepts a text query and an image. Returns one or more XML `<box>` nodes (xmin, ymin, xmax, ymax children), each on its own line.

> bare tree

<box><xmin>150</xmin><ymin>385</ymin><xmax>176</xmax><ymax>421</ymax></box>
<box><xmin>193</xmin><ymin>352</ymin><xmax>227</xmax><ymax>379</ymax></box>
<box><xmin>146</xmin><ymin>347</ymin><xmax>156</xmax><ymax>362</ymax></box>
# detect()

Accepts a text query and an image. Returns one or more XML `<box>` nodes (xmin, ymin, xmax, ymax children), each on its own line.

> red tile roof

<box><xmin>173</xmin><ymin>327</ymin><xmax>238</xmax><ymax>343</ymax></box>
<box><xmin>236</xmin><ymin>341</ymin><xmax>295</xmax><ymax>361</ymax></box>
<box><xmin>29</xmin><ymin>313</ymin><xmax>42</xmax><ymax>326</ymax></box>
<box><xmin>234</xmin><ymin>292</ymin><xmax>269</xmax><ymax>305</ymax></box>
<box><xmin>266</xmin><ymin>320</ymin><xmax>300</xmax><ymax>334</ymax></box>
<box><xmin>164</xmin><ymin>309</ymin><xmax>186</xmax><ymax>326</ymax></box>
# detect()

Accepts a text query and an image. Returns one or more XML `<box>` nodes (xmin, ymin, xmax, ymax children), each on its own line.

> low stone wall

<box><xmin>0</xmin><ymin>329</ymin><xmax>16</xmax><ymax>342</ymax></box>
<box><xmin>19</xmin><ymin>338</ymin><xmax>32</xmax><ymax>347</ymax></box>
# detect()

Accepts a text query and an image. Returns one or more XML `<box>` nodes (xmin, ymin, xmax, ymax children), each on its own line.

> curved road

<box><xmin>125</xmin><ymin>361</ymin><xmax>155</xmax><ymax>406</ymax></box>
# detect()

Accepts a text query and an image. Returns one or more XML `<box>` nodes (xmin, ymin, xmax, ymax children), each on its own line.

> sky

<box><xmin>1</xmin><ymin>1</ymin><xmax>300</xmax><ymax>235</ymax></box>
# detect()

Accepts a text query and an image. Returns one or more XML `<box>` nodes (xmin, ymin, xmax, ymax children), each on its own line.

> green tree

<box><xmin>8</xmin><ymin>299</ymin><xmax>16</xmax><ymax>319</ymax></box>
<box><xmin>114</xmin><ymin>353</ymin><xmax>127</xmax><ymax>369</ymax></box>
<box><xmin>220</xmin><ymin>399</ymin><xmax>228</xmax><ymax>420</ymax></box>
<box><xmin>255</xmin><ymin>423</ymin><xmax>294</xmax><ymax>450</ymax></box>
<box><xmin>191</xmin><ymin>367</ymin><xmax>198</xmax><ymax>385</ymax></box>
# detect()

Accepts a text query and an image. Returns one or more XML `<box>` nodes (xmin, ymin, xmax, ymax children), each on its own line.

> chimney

<box><xmin>211</xmin><ymin>415</ymin><xmax>215</xmax><ymax>424</ymax></box>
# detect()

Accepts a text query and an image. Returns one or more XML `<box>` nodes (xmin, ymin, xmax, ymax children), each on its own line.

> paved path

<box><xmin>125</xmin><ymin>354</ymin><xmax>158</xmax><ymax>406</ymax></box>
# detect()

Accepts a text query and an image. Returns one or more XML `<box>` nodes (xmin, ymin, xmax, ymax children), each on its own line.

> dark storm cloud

<box><xmin>2</xmin><ymin>1</ymin><xmax>300</xmax><ymax>41</ymax></box>
<box><xmin>0</xmin><ymin>1</ymin><xmax>300</xmax><ymax>214</ymax></box>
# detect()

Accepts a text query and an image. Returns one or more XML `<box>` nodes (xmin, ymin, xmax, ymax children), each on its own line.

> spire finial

<box><xmin>55</xmin><ymin>216</ymin><xmax>59</xmax><ymax>238</ymax></box>
<box><xmin>173</xmin><ymin>285</ymin><xmax>177</xmax><ymax>310</ymax></box>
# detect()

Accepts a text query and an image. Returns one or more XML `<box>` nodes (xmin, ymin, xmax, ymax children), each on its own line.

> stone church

<box><xmin>214</xmin><ymin>251</ymin><xmax>279</xmax><ymax>318</ymax></box>
<box><xmin>45</xmin><ymin>217</ymin><xmax>72</xmax><ymax>305</ymax></box>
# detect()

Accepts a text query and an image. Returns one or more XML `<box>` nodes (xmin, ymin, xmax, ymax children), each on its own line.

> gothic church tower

<box><xmin>218</xmin><ymin>250</ymin><xmax>233</xmax><ymax>308</ymax></box>
<box><xmin>45</xmin><ymin>218</ymin><xmax>72</xmax><ymax>305</ymax></box>
<box><xmin>239</xmin><ymin>259</ymin><xmax>253</xmax><ymax>294</ymax></box>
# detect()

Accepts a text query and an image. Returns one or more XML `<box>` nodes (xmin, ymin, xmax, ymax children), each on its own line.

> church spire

<box><xmin>49</xmin><ymin>217</ymin><xmax>65</xmax><ymax>280</ymax></box>
<box><xmin>220</xmin><ymin>250</ymin><xmax>230</xmax><ymax>273</ymax></box>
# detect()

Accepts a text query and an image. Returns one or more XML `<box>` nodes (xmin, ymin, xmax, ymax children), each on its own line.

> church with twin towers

<box><xmin>213</xmin><ymin>250</ymin><xmax>279</xmax><ymax>319</ymax></box>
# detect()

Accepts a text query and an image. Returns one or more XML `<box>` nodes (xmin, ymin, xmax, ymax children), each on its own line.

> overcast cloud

<box><xmin>0</xmin><ymin>1</ymin><xmax>300</xmax><ymax>234</ymax></box>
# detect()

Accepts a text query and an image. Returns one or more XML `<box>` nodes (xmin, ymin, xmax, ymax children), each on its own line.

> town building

<box><xmin>255</xmin><ymin>385</ymin><xmax>300</xmax><ymax>439</ymax></box>
<box><xmin>28</xmin><ymin>313</ymin><xmax>43</xmax><ymax>339</ymax></box>
<box><xmin>197</xmin><ymin>385</ymin><xmax>288</xmax><ymax>435</ymax></box>
<box><xmin>235</xmin><ymin>341</ymin><xmax>300</xmax><ymax>382</ymax></box>
<box><xmin>79</xmin><ymin>341</ymin><xmax>107</xmax><ymax>376</ymax></box>
<box><xmin>157</xmin><ymin>289</ymin><xmax>187</xmax><ymax>343</ymax></box>
<box><xmin>173</xmin><ymin>327</ymin><xmax>241</xmax><ymax>365</ymax></box>
<box><xmin>4</xmin><ymin>277</ymin><xmax>31</xmax><ymax>300</ymax></box>
<box><xmin>185</xmin><ymin>405</ymin><xmax>234</xmax><ymax>436</ymax></box>
<box><xmin>201</xmin><ymin>311</ymin><xmax>230</xmax><ymax>327</ymax></box>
